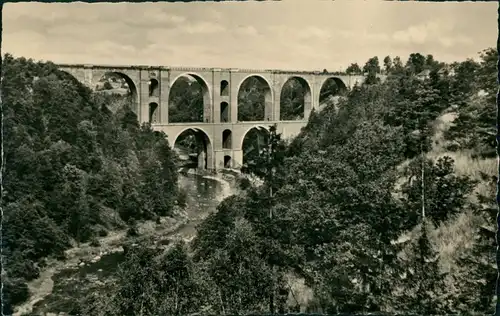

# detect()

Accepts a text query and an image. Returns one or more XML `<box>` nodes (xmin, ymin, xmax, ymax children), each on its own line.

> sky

<box><xmin>2</xmin><ymin>0</ymin><xmax>497</xmax><ymax>72</ymax></box>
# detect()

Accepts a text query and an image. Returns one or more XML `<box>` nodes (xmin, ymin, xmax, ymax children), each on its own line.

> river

<box><xmin>23</xmin><ymin>173</ymin><xmax>232</xmax><ymax>316</ymax></box>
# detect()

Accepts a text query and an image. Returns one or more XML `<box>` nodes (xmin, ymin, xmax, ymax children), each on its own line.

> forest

<box><xmin>1</xmin><ymin>48</ymin><xmax>497</xmax><ymax>315</ymax></box>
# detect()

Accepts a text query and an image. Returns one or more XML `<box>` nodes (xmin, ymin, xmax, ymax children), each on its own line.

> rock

<box><xmin>79</xmin><ymin>262</ymin><xmax>85</xmax><ymax>267</ymax></box>
<box><xmin>98</xmin><ymin>268</ymin><xmax>103</xmax><ymax>272</ymax></box>
<box><xmin>91</xmin><ymin>255</ymin><xmax>101</xmax><ymax>263</ymax></box>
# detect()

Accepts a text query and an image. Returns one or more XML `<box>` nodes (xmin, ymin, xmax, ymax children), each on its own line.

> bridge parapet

<box><xmin>236</xmin><ymin>68</ymin><xmax>274</xmax><ymax>73</ymax></box>
<box><xmin>169</xmin><ymin>66</ymin><xmax>214</xmax><ymax>72</ymax></box>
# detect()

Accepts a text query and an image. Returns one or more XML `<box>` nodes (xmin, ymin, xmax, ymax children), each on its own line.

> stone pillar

<box><xmin>198</xmin><ymin>150</ymin><xmax>206</xmax><ymax>169</ymax></box>
<box><xmin>232</xmin><ymin>149</ymin><xmax>244</xmax><ymax>169</ymax></box>
<box><xmin>84</xmin><ymin>66</ymin><xmax>94</xmax><ymax>89</ymax></box>
<box><xmin>304</xmin><ymin>79</ymin><xmax>313</xmax><ymax>120</ymax></box>
<box><xmin>214</xmin><ymin>151</ymin><xmax>225</xmax><ymax>170</ymax></box>
<box><xmin>230</xmin><ymin>70</ymin><xmax>239</xmax><ymax>123</ymax></box>
<box><xmin>139</xmin><ymin>69</ymin><xmax>150</xmax><ymax>124</ymax></box>
<box><xmin>160</xmin><ymin>69</ymin><xmax>170</xmax><ymax>124</ymax></box>
<box><xmin>312</xmin><ymin>76</ymin><xmax>322</xmax><ymax>113</ymax></box>
<box><xmin>212</xmin><ymin>69</ymin><xmax>222</xmax><ymax>123</ymax></box>
<box><xmin>272</xmin><ymin>74</ymin><xmax>281</xmax><ymax>121</ymax></box>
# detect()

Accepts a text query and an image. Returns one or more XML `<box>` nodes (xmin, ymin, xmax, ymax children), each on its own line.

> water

<box><xmin>31</xmin><ymin>173</ymin><xmax>227</xmax><ymax>315</ymax></box>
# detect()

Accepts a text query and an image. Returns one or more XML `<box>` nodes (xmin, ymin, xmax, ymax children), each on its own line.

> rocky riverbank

<box><xmin>14</xmin><ymin>172</ymin><xmax>236</xmax><ymax>316</ymax></box>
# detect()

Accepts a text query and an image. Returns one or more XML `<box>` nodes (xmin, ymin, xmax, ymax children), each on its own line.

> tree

<box><xmin>406</xmin><ymin>53</ymin><xmax>426</xmax><ymax>74</ymax></box>
<box><xmin>393</xmin><ymin>221</ymin><xmax>449</xmax><ymax>315</ymax></box>
<box><xmin>346</xmin><ymin>63</ymin><xmax>362</xmax><ymax>74</ymax></box>
<box><xmin>391</xmin><ymin>56</ymin><xmax>404</xmax><ymax>74</ymax></box>
<box><xmin>400</xmin><ymin>156</ymin><xmax>477</xmax><ymax>227</ymax></box>
<box><xmin>363</xmin><ymin>56</ymin><xmax>381</xmax><ymax>74</ymax></box>
<box><xmin>1</xmin><ymin>54</ymin><xmax>180</xmax><ymax>311</ymax></box>
<box><xmin>383</xmin><ymin>56</ymin><xmax>392</xmax><ymax>73</ymax></box>
<box><xmin>425</xmin><ymin>54</ymin><xmax>439</xmax><ymax>70</ymax></box>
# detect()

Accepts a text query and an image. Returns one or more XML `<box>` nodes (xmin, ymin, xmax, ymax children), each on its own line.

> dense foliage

<box><xmin>1</xmin><ymin>54</ymin><xmax>179</xmax><ymax>313</ymax></box>
<box><xmin>187</xmin><ymin>48</ymin><xmax>496</xmax><ymax>314</ymax></box>
<box><xmin>3</xmin><ymin>47</ymin><xmax>497</xmax><ymax>315</ymax></box>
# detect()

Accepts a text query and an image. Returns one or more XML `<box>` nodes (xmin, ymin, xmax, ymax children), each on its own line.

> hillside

<box><xmin>1</xmin><ymin>54</ymin><xmax>180</xmax><ymax>314</ymax></box>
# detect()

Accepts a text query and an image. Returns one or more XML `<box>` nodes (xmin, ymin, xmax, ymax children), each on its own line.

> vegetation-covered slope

<box><xmin>1</xmin><ymin>54</ymin><xmax>179</xmax><ymax>314</ymax></box>
<box><xmin>83</xmin><ymin>49</ymin><xmax>496</xmax><ymax>315</ymax></box>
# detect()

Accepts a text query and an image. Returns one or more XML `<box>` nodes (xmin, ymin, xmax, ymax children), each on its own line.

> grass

<box><xmin>396</xmin><ymin>109</ymin><xmax>496</xmax><ymax>279</ymax></box>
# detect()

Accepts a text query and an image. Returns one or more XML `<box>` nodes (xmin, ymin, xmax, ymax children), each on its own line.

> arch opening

<box><xmin>222</xmin><ymin>129</ymin><xmax>232</xmax><ymax>149</ymax></box>
<box><xmin>95</xmin><ymin>72</ymin><xmax>138</xmax><ymax>115</ymax></box>
<box><xmin>241</xmin><ymin>126</ymin><xmax>270</xmax><ymax>171</ymax></box>
<box><xmin>173</xmin><ymin>128</ymin><xmax>212</xmax><ymax>170</ymax></box>
<box><xmin>319</xmin><ymin>77</ymin><xmax>348</xmax><ymax>108</ymax></box>
<box><xmin>237</xmin><ymin>76</ymin><xmax>272</xmax><ymax>122</ymax></box>
<box><xmin>224</xmin><ymin>155</ymin><xmax>232</xmax><ymax>168</ymax></box>
<box><xmin>149</xmin><ymin>102</ymin><xmax>159</xmax><ymax>124</ymax></box>
<box><xmin>169</xmin><ymin>74</ymin><xmax>211</xmax><ymax>123</ymax></box>
<box><xmin>220</xmin><ymin>80</ymin><xmax>229</xmax><ymax>96</ymax></box>
<box><xmin>149</xmin><ymin>79</ymin><xmax>159</xmax><ymax>97</ymax></box>
<box><xmin>280</xmin><ymin>77</ymin><xmax>311</xmax><ymax>121</ymax></box>
<box><xmin>220</xmin><ymin>102</ymin><xmax>229</xmax><ymax>123</ymax></box>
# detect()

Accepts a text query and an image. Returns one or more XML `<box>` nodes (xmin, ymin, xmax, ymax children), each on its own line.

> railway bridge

<box><xmin>58</xmin><ymin>63</ymin><xmax>381</xmax><ymax>170</ymax></box>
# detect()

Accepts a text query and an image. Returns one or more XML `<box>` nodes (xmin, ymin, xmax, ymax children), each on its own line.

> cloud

<box><xmin>2</xmin><ymin>1</ymin><xmax>495</xmax><ymax>71</ymax></box>
<box><xmin>391</xmin><ymin>20</ymin><xmax>472</xmax><ymax>48</ymax></box>
<box><xmin>182</xmin><ymin>21</ymin><xmax>224</xmax><ymax>34</ymax></box>
<box><xmin>235</xmin><ymin>25</ymin><xmax>258</xmax><ymax>36</ymax></box>
<box><xmin>297</xmin><ymin>26</ymin><xmax>331</xmax><ymax>40</ymax></box>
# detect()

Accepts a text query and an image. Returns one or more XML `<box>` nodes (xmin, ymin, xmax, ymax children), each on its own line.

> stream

<box><xmin>17</xmin><ymin>173</ymin><xmax>234</xmax><ymax>316</ymax></box>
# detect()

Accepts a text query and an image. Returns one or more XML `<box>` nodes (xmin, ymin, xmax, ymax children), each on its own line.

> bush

<box><xmin>98</xmin><ymin>228</ymin><xmax>108</xmax><ymax>237</ymax></box>
<box><xmin>239</xmin><ymin>177</ymin><xmax>252</xmax><ymax>190</ymax></box>
<box><xmin>90</xmin><ymin>237</ymin><xmax>101</xmax><ymax>247</ymax></box>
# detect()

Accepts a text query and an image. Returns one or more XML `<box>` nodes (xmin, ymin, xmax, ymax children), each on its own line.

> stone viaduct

<box><xmin>58</xmin><ymin>64</ymin><xmax>374</xmax><ymax>170</ymax></box>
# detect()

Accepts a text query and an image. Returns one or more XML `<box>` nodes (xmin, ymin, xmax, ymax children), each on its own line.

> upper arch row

<box><xmin>59</xmin><ymin>67</ymin><xmax>365</xmax><ymax>102</ymax></box>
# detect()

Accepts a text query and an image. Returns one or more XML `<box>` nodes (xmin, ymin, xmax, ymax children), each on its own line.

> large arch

<box><xmin>237</xmin><ymin>75</ymin><xmax>273</xmax><ymax>122</ymax></box>
<box><xmin>240</xmin><ymin>125</ymin><xmax>270</xmax><ymax>167</ymax></box>
<box><xmin>169</xmin><ymin>73</ymin><xmax>212</xmax><ymax>124</ymax></box>
<box><xmin>318</xmin><ymin>77</ymin><xmax>348</xmax><ymax>106</ymax></box>
<box><xmin>95</xmin><ymin>71</ymin><xmax>139</xmax><ymax>114</ymax></box>
<box><xmin>172</xmin><ymin>127</ymin><xmax>213</xmax><ymax>170</ymax></box>
<box><xmin>279</xmin><ymin>76</ymin><xmax>312</xmax><ymax>121</ymax></box>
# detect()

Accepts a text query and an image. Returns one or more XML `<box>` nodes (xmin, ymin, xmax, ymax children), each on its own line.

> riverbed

<box><xmin>16</xmin><ymin>173</ymin><xmax>233</xmax><ymax>316</ymax></box>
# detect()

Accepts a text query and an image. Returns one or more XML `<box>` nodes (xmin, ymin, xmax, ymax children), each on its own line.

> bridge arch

<box><xmin>240</xmin><ymin>125</ymin><xmax>270</xmax><ymax>167</ymax></box>
<box><xmin>237</xmin><ymin>75</ymin><xmax>273</xmax><ymax>122</ymax></box>
<box><xmin>279</xmin><ymin>76</ymin><xmax>312</xmax><ymax>121</ymax></box>
<box><xmin>95</xmin><ymin>71</ymin><xmax>139</xmax><ymax>114</ymax></box>
<box><xmin>318</xmin><ymin>77</ymin><xmax>348</xmax><ymax>106</ymax></box>
<box><xmin>169</xmin><ymin>73</ymin><xmax>212</xmax><ymax>124</ymax></box>
<box><xmin>172</xmin><ymin>127</ymin><xmax>213</xmax><ymax>170</ymax></box>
